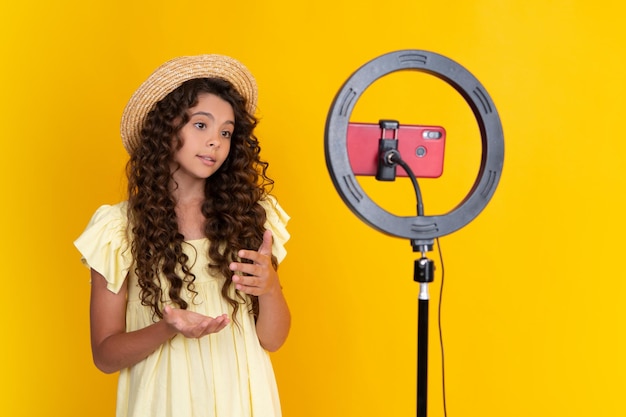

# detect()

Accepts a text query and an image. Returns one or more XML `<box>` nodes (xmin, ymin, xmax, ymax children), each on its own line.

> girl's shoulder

<box><xmin>75</xmin><ymin>200</ymin><xmax>130</xmax><ymax>249</ymax></box>
<box><xmin>258</xmin><ymin>195</ymin><xmax>288</xmax><ymax>221</ymax></box>
<box><xmin>87</xmin><ymin>201</ymin><xmax>128</xmax><ymax>225</ymax></box>
<box><xmin>75</xmin><ymin>201</ymin><xmax>130</xmax><ymax>243</ymax></box>
<box><xmin>74</xmin><ymin>201</ymin><xmax>132</xmax><ymax>293</ymax></box>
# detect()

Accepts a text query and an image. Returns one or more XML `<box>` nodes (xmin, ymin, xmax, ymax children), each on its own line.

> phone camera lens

<box><xmin>416</xmin><ymin>146</ymin><xmax>427</xmax><ymax>157</ymax></box>
<box><xmin>423</xmin><ymin>130</ymin><xmax>442</xmax><ymax>139</ymax></box>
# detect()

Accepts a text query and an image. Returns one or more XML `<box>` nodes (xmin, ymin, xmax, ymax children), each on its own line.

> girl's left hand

<box><xmin>229</xmin><ymin>230</ymin><xmax>280</xmax><ymax>297</ymax></box>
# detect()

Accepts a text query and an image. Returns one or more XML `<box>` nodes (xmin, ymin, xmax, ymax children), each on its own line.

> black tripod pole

<box><xmin>413</xmin><ymin>239</ymin><xmax>435</xmax><ymax>417</ymax></box>
<box><xmin>374</xmin><ymin>124</ymin><xmax>437</xmax><ymax>416</ymax></box>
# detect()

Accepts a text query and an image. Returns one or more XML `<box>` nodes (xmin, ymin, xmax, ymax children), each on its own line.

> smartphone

<box><xmin>347</xmin><ymin>122</ymin><xmax>446</xmax><ymax>178</ymax></box>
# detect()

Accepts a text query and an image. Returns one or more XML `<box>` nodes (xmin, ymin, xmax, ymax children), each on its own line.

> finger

<box><xmin>258</xmin><ymin>229</ymin><xmax>273</xmax><ymax>257</ymax></box>
<box><xmin>213</xmin><ymin>314</ymin><xmax>230</xmax><ymax>331</ymax></box>
<box><xmin>235</xmin><ymin>249</ymin><xmax>264</xmax><ymax>265</ymax></box>
<box><xmin>232</xmin><ymin>274</ymin><xmax>261</xmax><ymax>290</ymax></box>
<box><xmin>191</xmin><ymin>319</ymin><xmax>212</xmax><ymax>338</ymax></box>
<box><xmin>162</xmin><ymin>305</ymin><xmax>180</xmax><ymax>325</ymax></box>
<box><xmin>231</xmin><ymin>275</ymin><xmax>263</xmax><ymax>296</ymax></box>
<box><xmin>237</xmin><ymin>230</ymin><xmax>273</xmax><ymax>264</ymax></box>
<box><xmin>229</xmin><ymin>261</ymin><xmax>261</xmax><ymax>277</ymax></box>
<box><xmin>234</xmin><ymin>284</ymin><xmax>260</xmax><ymax>296</ymax></box>
<box><xmin>204</xmin><ymin>315</ymin><xmax>229</xmax><ymax>334</ymax></box>
<box><xmin>193</xmin><ymin>315</ymin><xmax>229</xmax><ymax>338</ymax></box>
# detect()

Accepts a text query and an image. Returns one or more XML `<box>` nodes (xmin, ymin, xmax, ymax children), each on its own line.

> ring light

<box><xmin>324</xmin><ymin>50</ymin><xmax>504</xmax><ymax>241</ymax></box>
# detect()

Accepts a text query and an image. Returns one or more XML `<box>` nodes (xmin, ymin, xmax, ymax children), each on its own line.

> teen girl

<box><xmin>75</xmin><ymin>54</ymin><xmax>290</xmax><ymax>417</ymax></box>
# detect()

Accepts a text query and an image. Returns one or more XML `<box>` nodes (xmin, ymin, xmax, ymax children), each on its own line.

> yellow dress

<box><xmin>74</xmin><ymin>196</ymin><xmax>290</xmax><ymax>417</ymax></box>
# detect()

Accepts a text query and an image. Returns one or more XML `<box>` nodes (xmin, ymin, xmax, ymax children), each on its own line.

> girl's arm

<box><xmin>89</xmin><ymin>269</ymin><xmax>229</xmax><ymax>373</ymax></box>
<box><xmin>230</xmin><ymin>230</ymin><xmax>291</xmax><ymax>352</ymax></box>
<box><xmin>255</xmin><ymin>279</ymin><xmax>291</xmax><ymax>352</ymax></box>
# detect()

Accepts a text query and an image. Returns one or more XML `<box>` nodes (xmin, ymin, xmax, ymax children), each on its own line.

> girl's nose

<box><xmin>206</xmin><ymin>131</ymin><xmax>221</xmax><ymax>147</ymax></box>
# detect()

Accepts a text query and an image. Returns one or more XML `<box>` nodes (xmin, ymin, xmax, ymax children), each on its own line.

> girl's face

<box><xmin>172</xmin><ymin>92</ymin><xmax>235</xmax><ymax>183</ymax></box>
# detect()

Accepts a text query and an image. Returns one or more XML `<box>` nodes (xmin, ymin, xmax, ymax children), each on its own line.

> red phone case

<box><xmin>347</xmin><ymin>122</ymin><xmax>446</xmax><ymax>178</ymax></box>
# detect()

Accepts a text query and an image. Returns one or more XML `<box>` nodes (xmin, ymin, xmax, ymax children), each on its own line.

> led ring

<box><xmin>324</xmin><ymin>50</ymin><xmax>504</xmax><ymax>240</ymax></box>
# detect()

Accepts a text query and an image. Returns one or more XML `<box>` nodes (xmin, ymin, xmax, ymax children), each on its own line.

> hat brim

<box><xmin>120</xmin><ymin>54</ymin><xmax>258</xmax><ymax>154</ymax></box>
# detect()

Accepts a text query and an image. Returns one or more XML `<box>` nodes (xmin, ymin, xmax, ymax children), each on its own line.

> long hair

<box><xmin>126</xmin><ymin>77</ymin><xmax>274</xmax><ymax>321</ymax></box>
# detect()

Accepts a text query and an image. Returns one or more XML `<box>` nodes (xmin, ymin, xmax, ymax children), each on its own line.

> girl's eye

<box><xmin>221</xmin><ymin>131</ymin><xmax>233</xmax><ymax>139</ymax></box>
<box><xmin>194</xmin><ymin>122</ymin><xmax>206</xmax><ymax>129</ymax></box>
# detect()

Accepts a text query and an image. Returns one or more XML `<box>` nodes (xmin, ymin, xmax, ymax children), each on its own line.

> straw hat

<box><xmin>120</xmin><ymin>54</ymin><xmax>258</xmax><ymax>154</ymax></box>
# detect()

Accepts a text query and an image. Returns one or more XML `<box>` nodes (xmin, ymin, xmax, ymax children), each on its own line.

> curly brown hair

<box><xmin>125</xmin><ymin>77</ymin><xmax>275</xmax><ymax>321</ymax></box>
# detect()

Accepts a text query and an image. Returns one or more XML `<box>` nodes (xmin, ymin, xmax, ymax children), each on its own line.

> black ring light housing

<box><xmin>324</xmin><ymin>50</ymin><xmax>504</xmax><ymax>242</ymax></box>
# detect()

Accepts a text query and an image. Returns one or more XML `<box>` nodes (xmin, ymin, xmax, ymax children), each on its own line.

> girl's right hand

<box><xmin>162</xmin><ymin>305</ymin><xmax>230</xmax><ymax>338</ymax></box>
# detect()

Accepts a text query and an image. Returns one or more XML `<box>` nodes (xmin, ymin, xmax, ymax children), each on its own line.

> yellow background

<box><xmin>2</xmin><ymin>1</ymin><xmax>625</xmax><ymax>416</ymax></box>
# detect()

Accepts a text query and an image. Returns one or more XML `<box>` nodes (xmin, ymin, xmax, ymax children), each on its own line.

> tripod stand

<box><xmin>413</xmin><ymin>239</ymin><xmax>435</xmax><ymax>417</ymax></box>
<box><xmin>324</xmin><ymin>49</ymin><xmax>504</xmax><ymax>417</ymax></box>
<box><xmin>377</xmin><ymin>121</ymin><xmax>437</xmax><ymax>416</ymax></box>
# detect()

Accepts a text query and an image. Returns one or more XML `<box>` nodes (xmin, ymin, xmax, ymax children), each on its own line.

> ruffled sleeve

<box><xmin>259</xmin><ymin>195</ymin><xmax>290</xmax><ymax>264</ymax></box>
<box><xmin>73</xmin><ymin>202</ymin><xmax>132</xmax><ymax>294</ymax></box>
